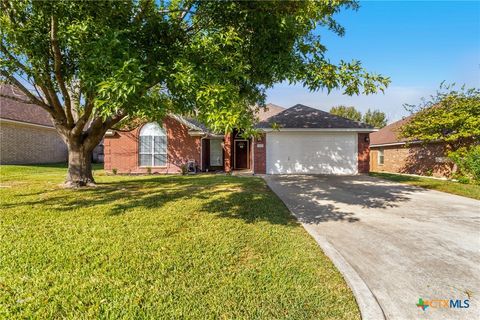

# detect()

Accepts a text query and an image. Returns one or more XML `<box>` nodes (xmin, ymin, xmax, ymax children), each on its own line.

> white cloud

<box><xmin>266</xmin><ymin>84</ymin><xmax>434</xmax><ymax>124</ymax></box>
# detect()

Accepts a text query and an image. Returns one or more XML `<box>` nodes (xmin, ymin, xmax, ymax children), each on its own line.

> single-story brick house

<box><xmin>370</xmin><ymin>117</ymin><xmax>453</xmax><ymax>177</ymax></box>
<box><xmin>0</xmin><ymin>85</ymin><xmax>68</xmax><ymax>164</ymax></box>
<box><xmin>104</xmin><ymin>104</ymin><xmax>375</xmax><ymax>175</ymax></box>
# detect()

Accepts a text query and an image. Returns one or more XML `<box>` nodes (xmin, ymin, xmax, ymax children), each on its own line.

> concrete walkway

<box><xmin>265</xmin><ymin>175</ymin><xmax>480</xmax><ymax>320</ymax></box>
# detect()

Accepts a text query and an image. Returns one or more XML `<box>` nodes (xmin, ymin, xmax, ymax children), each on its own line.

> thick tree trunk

<box><xmin>65</xmin><ymin>144</ymin><xmax>95</xmax><ymax>187</ymax></box>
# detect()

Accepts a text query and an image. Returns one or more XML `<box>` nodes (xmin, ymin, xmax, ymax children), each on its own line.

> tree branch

<box><xmin>50</xmin><ymin>15</ymin><xmax>73</xmax><ymax>125</ymax></box>
<box><xmin>72</xmin><ymin>92</ymin><xmax>95</xmax><ymax>136</ymax></box>
<box><xmin>179</xmin><ymin>2</ymin><xmax>194</xmax><ymax>21</ymax></box>
<box><xmin>40</xmin><ymin>60</ymin><xmax>67</xmax><ymax>123</ymax></box>
<box><xmin>0</xmin><ymin>71</ymin><xmax>52</xmax><ymax>112</ymax></box>
<box><xmin>1</xmin><ymin>43</ymin><xmax>57</xmax><ymax>107</ymax></box>
<box><xmin>0</xmin><ymin>43</ymin><xmax>31</xmax><ymax>75</ymax></box>
<box><xmin>0</xmin><ymin>93</ymin><xmax>37</xmax><ymax>105</ymax></box>
<box><xmin>82</xmin><ymin>112</ymin><xmax>127</xmax><ymax>151</ymax></box>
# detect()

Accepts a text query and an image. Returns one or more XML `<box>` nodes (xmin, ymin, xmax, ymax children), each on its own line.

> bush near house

<box><xmin>448</xmin><ymin>145</ymin><xmax>480</xmax><ymax>184</ymax></box>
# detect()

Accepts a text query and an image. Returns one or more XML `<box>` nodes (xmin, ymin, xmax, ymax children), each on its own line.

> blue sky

<box><xmin>266</xmin><ymin>1</ymin><xmax>480</xmax><ymax>123</ymax></box>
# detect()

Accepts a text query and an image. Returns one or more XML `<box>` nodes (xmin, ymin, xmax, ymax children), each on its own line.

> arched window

<box><xmin>139</xmin><ymin>122</ymin><xmax>167</xmax><ymax>167</ymax></box>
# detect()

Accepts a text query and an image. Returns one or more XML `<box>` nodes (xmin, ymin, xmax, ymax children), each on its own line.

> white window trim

<box><xmin>139</xmin><ymin>123</ymin><xmax>168</xmax><ymax>168</ymax></box>
<box><xmin>378</xmin><ymin>148</ymin><xmax>384</xmax><ymax>166</ymax></box>
<box><xmin>209</xmin><ymin>138</ymin><xmax>224</xmax><ymax>167</ymax></box>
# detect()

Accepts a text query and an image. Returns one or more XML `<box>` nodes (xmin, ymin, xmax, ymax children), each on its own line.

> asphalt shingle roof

<box><xmin>256</xmin><ymin>103</ymin><xmax>285</xmax><ymax>121</ymax></box>
<box><xmin>370</xmin><ymin>117</ymin><xmax>413</xmax><ymax>145</ymax></box>
<box><xmin>256</xmin><ymin>104</ymin><xmax>374</xmax><ymax>129</ymax></box>
<box><xmin>0</xmin><ymin>85</ymin><xmax>54</xmax><ymax>127</ymax></box>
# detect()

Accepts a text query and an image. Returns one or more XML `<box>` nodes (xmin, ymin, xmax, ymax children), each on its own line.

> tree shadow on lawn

<box><xmin>6</xmin><ymin>175</ymin><xmax>298</xmax><ymax>227</ymax></box>
<box><xmin>6</xmin><ymin>174</ymin><xmax>427</xmax><ymax>226</ymax></box>
<box><xmin>267</xmin><ymin>175</ymin><xmax>425</xmax><ymax>224</ymax></box>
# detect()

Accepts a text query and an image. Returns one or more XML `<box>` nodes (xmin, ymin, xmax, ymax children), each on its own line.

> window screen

<box><xmin>378</xmin><ymin>149</ymin><xmax>384</xmax><ymax>165</ymax></box>
<box><xmin>139</xmin><ymin>123</ymin><xmax>167</xmax><ymax>167</ymax></box>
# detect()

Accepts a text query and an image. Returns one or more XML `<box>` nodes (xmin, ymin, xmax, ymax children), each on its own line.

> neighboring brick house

<box><xmin>0</xmin><ymin>85</ymin><xmax>68</xmax><ymax>164</ymax></box>
<box><xmin>105</xmin><ymin>104</ymin><xmax>375</xmax><ymax>175</ymax></box>
<box><xmin>370</xmin><ymin>118</ymin><xmax>453</xmax><ymax>177</ymax></box>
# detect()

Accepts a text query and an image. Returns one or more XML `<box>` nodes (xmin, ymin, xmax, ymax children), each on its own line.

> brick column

<box><xmin>357</xmin><ymin>133</ymin><xmax>370</xmax><ymax>173</ymax></box>
<box><xmin>253</xmin><ymin>133</ymin><xmax>266</xmax><ymax>174</ymax></box>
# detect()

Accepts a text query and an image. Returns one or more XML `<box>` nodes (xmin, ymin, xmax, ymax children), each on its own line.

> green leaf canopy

<box><xmin>1</xmin><ymin>0</ymin><xmax>389</xmax><ymax>135</ymax></box>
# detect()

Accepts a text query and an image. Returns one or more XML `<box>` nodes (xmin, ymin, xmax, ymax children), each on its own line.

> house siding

<box><xmin>104</xmin><ymin>116</ymin><xmax>201</xmax><ymax>174</ymax></box>
<box><xmin>0</xmin><ymin>121</ymin><xmax>67</xmax><ymax>164</ymax></box>
<box><xmin>370</xmin><ymin>142</ymin><xmax>453</xmax><ymax>178</ymax></box>
<box><xmin>357</xmin><ymin>133</ymin><xmax>370</xmax><ymax>173</ymax></box>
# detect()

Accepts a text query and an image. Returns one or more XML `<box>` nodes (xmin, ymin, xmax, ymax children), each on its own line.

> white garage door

<box><xmin>266</xmin><ymin>131</ymin><xmax>358</xmax><ymax>175</ymax></box>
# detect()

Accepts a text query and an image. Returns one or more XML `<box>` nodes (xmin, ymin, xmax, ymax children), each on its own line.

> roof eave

<box><xmin>258</xmin><ymin>127</ymin><xmax>378</xmax><ymax>133</ymax></box>
<box><xmin>169</xmin><ymin>114</ymin><xmax>206</xmax><ymax>132</ymax></box>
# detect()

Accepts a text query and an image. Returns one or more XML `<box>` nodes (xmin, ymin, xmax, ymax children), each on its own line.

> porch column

<box><xmin>224</xmin><ymin>133</ymin><xmax>232</xmax><ymax>172</ymax></box>
<box><xmin>253</xmin><ymin>133</ymin><xmax>266</xmax><ymax>174</ymax></box>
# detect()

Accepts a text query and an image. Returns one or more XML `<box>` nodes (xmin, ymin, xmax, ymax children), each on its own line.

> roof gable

<box><xmin>370</xmin><ymin>117</ymin><xmax>412</xmax><ymax>145</ymax></box>
<box><xmin>256</xmin><ymin>104</ymin><xmax>374</xmax><ymax>129</ymax></box>
<box><xmin>256</xmin><ymin>103</ymin><xmax>285</xmax><ymax>121</ymax></box>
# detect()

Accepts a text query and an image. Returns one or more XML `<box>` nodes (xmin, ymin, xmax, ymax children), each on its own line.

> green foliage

<box><xmin>329</xmin><ymin>105</ymin><xmax>362</xmax><ymax>121</ymax></box>
<box><xmin>0</xmin><ymin>164</ymin><xmax>360</xmax><ymax>319</ymax></box>
<box><xmin>448</xmin><ymin>145</ymin><xmax>480</xmax><ymax>184</ymax></box>
<box><xmin>400</xmin><ymin>83</ymin><xmax>480</xmax><ymax>147</ymax></box>
<box><xmin>362</xmin><ymin>108</ymin><xmax>387</xmax><ymax>128</ymax></box>
<box><xmin>329</xmin><ymin>106</ymin><xmax>387</xmax><ymax>128</ymax></box>
<box><xmin>1</xmin><ymin>0</ymin><xmax>389</xmax><ymax>134</ymax></box>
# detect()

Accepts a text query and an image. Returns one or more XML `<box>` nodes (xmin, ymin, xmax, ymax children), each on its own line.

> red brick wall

<box><xmin>253</xmin><ymin>133</ymin><xmax>266</xmax><ymax>174</ymax></box>
<box><xmin>357</xmin><ymin>133</ymin><xmax>370</xmax><ymax>173</ymax></box>
<box><xmin>370</xmin><ymin>142</ymin><xmax>453</xmax><ymax>178</ymax></box>
<box><xmin>104</xmin><ymin>117</ymin><xmax>201</xmax><ymax>174</ymax></box>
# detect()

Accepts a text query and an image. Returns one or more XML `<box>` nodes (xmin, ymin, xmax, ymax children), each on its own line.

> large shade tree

<box><xmin>1</xmin><ymin>0</ymin><xmax>389</xmax><ymax>187</ymax></box>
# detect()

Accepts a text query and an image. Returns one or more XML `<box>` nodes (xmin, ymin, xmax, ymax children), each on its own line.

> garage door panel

<box><xmin>266</xmin><ymin>132</ymin><xmax>358</xmax><ymax>175</ymax></box>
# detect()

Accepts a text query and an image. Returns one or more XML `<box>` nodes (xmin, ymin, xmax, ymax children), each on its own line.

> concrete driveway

<box><xmin>265</xmin><ymin>175</ymin><xmax>480</xmax><ymax>320</ymax></box>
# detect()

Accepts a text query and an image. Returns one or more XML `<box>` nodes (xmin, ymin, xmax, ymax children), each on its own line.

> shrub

<box><xmin>180</xmin><ymin>164</ymin><xmax>188</xmax><ymax>175</ymax></box>
<box><xmin>457</xmin><ymin>176</ymin><xmax>470</xmax><ymax>184</ymax></box>
<box><xmin>112</xmin><ymin>168</ymin><xmax>118</xmax><ymax>175</ymax></box>
<box><xmin>448</xmin><ymin>145</ymin><xmax>480</xmax><ymax>183</ymax></box>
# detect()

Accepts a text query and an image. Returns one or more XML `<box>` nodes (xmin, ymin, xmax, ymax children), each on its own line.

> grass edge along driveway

<box><xmin>370</xmin><ymin>172</ymin><xmax>480</xmax><ymax>200</ymax></box>
<box><xmin>0</xmin><ymin>164</ymin><xmax>360</xmax><ymax>319</ymax></box>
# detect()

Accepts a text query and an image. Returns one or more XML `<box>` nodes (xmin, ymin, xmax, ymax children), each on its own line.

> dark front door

<box><xmin>234</xmin><ymin>140</ymin><xmax>249</xmax><ymax>169</ymax></box>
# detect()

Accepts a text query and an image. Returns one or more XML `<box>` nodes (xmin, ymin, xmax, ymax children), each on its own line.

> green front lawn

<box><xmin>370</xmin><ymin>172</ymin><xmax>480</xmax><ymax>200</ymax></box>
<box><xmin>0</xmin><ymin>165</ymin><xmax>359</xmax><ymax>319</ymax></box>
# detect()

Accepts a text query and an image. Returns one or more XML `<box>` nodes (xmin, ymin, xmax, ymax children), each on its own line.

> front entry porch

<box><xmin>200</xmin><ymin>130</ymin><xmax>252</xmax><ymax>173</ymax></box>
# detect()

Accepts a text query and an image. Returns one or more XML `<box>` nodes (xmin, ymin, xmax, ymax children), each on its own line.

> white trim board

<box><xmin>370</xmin><ymin>140</ymin><xmax>424</xmax><ymax>148</ymax></box>
<box><xmin>0</xmin><ymin>118</ymin><xmax>55</xmax><ymax>130</ymax></box>
<box><xmin>260</xmin><ymin>128</ymin><xmax>377</xmax><ymax>133</ymax></box>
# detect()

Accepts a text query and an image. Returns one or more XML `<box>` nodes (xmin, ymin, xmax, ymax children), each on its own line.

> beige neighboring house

<box><xmin>0</xmin><ymin>85</ymin><xmax>68</xmax><ymax>164</ymax></box>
